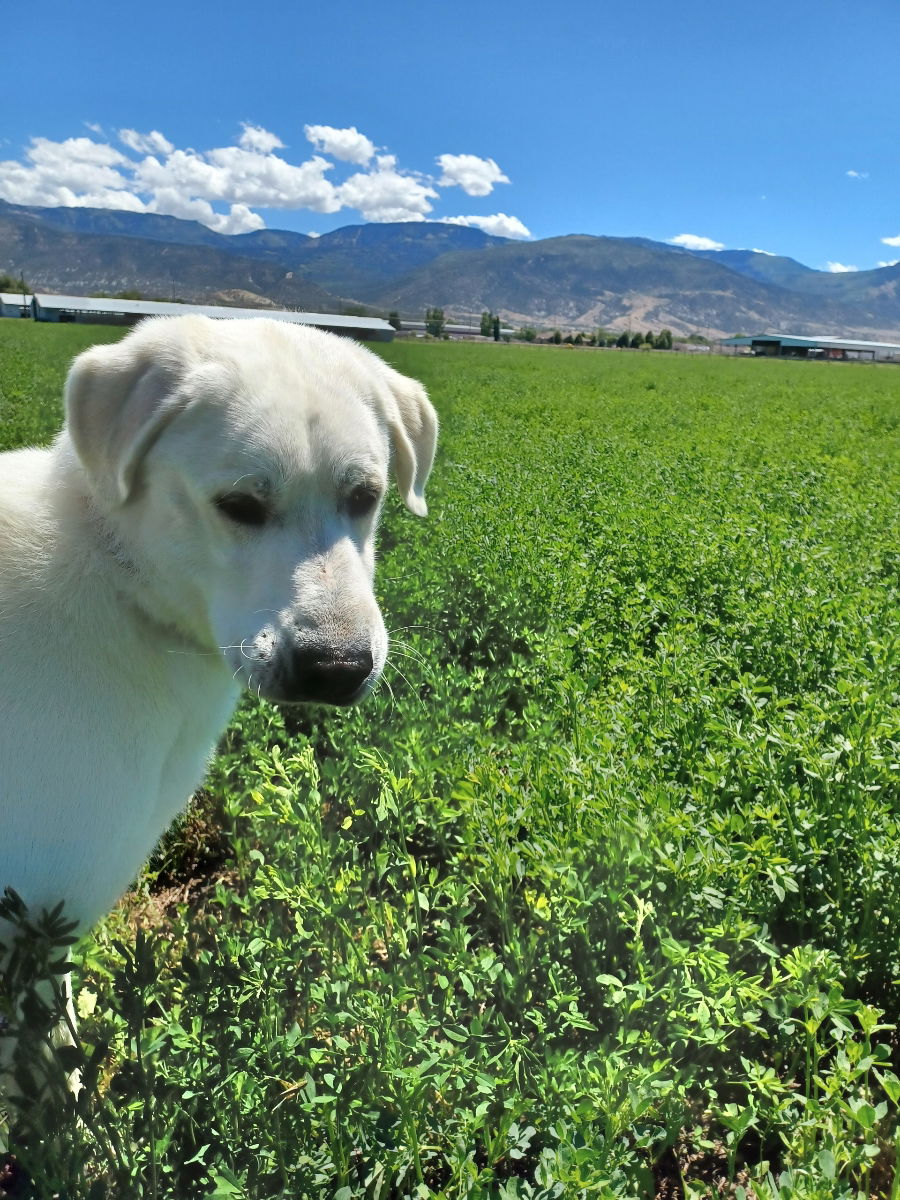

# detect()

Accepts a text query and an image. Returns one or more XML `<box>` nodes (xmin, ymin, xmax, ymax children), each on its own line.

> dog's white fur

<box><xmin>0</xmin><ymin>315</ymin><xmax>437</xmax><ymax>943</ymax></box>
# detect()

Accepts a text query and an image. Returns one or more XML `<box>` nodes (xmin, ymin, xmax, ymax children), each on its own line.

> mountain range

<box><xmin>2</xmin><ymin>199</ymin><xmax>899</xmax><ymax>340</ymax></box>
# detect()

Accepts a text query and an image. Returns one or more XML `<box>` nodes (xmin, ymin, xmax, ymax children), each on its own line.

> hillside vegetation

<box><xmin>4</xmin><ymin>203</ymin><xmax>900</xmax><ymax>338</ymax></box>
<box><xmin>1</xmin><ymin>326</ymin><xmax>898</xmax><ymax>1198</ymax></box>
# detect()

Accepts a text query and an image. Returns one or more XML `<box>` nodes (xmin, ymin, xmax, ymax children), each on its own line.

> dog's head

<box><xmin>63</xmin><ymin>315</ymin><xmax>437</xmax><ymax>705</ymax></box>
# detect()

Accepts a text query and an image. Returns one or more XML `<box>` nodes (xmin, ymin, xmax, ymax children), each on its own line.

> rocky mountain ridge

<box><xmin>2</xmin><ymin>200</ymin><xmax>898</xmax><ymax>339</ymax></box>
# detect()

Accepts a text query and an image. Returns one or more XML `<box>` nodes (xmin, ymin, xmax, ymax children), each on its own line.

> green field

<box><xmin>1</xmin><ymin>323</ymin><xmax>899</xmax><ymax>1198</ymax></box>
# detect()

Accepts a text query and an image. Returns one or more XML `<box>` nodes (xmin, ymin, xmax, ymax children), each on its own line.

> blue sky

<box><xmin>4</xmin><ymin>0</ymin><xmax>899</xmax><ymax>271</ymax></box>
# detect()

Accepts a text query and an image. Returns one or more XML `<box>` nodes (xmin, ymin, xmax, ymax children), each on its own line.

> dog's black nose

<box><xmin>290</xmin><ymin>645</ymin><xmax>374</xmax><ymax>705</ymax></box>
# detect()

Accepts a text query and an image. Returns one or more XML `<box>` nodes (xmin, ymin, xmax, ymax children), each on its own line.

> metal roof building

<box><xmin>0</xmin><ymin>292</ymin><xmax>33</xmax><ymax>318</ymax></box>
<box><xmin>28</xmin><ymin>295</ymin><xmax>395</xmax><ymax>341</ymax></box>
<box><xmin>723</xmin><ymin>332</ymin><xmax>900</xmax><ymax>362</ymax></box>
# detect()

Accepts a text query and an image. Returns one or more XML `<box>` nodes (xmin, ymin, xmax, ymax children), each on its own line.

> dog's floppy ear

<box><xmin>375</xmin><ymin>364</ymin><xmax>438</xmax><ymax>517</ymax></box>
<box><xmin>64</xmin><ymin>326</ymin><xmax>188</xmax><ymax>505</ymax></box>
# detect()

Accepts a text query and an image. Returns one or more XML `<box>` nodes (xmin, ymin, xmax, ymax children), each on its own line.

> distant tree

<box><xmin>552</xmin><ymin>330</ymin><xmax>562</xmax><ymax>345</ymax></box>
<box><xmin>480</xmin><ymin>310</ymin><xmax>493</xmax><ymax>337</ymax></box>
<box><xmin>91</xmin><ymin>290</ymin><xmax>141</xmax><ymax>299</ymax></box>
<box><xmin>630</xmin><ymin>332</ymin><xmax>643</xmax><ymax>349</ymax></box>
<box><xmin>564</xmin><ymin>334</ymin><xmax>574</xmax><ymax>345</ymax></box>
<box><xmin>615</xmin><ymin>331</ymin><xmax>630</xmax><ymax>348</ymax></box>
<box><xmin>492</xmin><ymin>315</ymin><xmax>501</xmax><ymax>341</ymax></box>
<box><xmin>656</xmin><ymin>328</ymin><xmax>673</xmax><ymax>350</ymax></box>
<box><xmin>388</xmin><ymin>310</ymin><xmax>402</xmax><ymax>331</ymax></box>
<box><xmin>342</xmin><ymin>303</ymin><xmax>370</xmax><ymax>317</ymax></box>
<box><xmin>0</xmin><ymin>272</ymin><xmax>30</xmax><ymax>293</ymax></box>
<box><xmin>517</xmin><ymin>325</ymin><xmax>537</xmax><ymax>342</ymax></box>
<box><xmin>574</xmin><ymin>332</ymin><xmax>584</xmax><ymax>345</ymax></box>
<box><xmin>425</xmin><ymin>306</ymin><xmax>446</xmax><ymax>337</ymax></box>
<box><xmin>685</xmin><ymin>332</ymin><xmax>711</xmax><ymax>344</ymax></box>
<box><xmin>645</xmin><ymin>329</ymin><xmax>654</xmax><ymax>346</ymax></box>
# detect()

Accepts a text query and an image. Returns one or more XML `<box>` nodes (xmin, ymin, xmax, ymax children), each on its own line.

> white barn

<box><xmin>27</xmin><ymin>295</ymin><xmax>395</xmax><ymax>342</ymax></box>
<box><xmin>0</xmin><ymin>292</ymin><xmax>33</xmax><ymax>319</ymax></box>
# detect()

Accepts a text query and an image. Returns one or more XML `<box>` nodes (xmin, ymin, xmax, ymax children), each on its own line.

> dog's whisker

<box><xmin>389</xmin><ymin>652</ymin><xmax>434</xmax><ymax>682</ymax></box>
<box><xmin>390</xmin><ymin>641</ymin><xmax>432</xmax><ymax>667</ymax></box>
<box><xmin>376</xmin><ymin>672</ymin><xmax>397</xmax><ymax>717</ymax></box>
<box><xmin>165</xmin><ymin>647</ymin><xmax>223</xmax><ymax>656</ymax></box>
<box><xmin>389</xmin><ymin>646</ymin><xmax>436</xmax><ymax>680</ymax></box>
<box><xmin>385</xmin><ymin>662</ymin><xmax>427</xmax><ymax>712</ymax></box>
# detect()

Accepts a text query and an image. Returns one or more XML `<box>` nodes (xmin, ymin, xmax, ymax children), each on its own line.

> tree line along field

<box><xmin>0</xmin><ymin>321</ymin><xmax>898</xmax><ymax>1198</ymax></box>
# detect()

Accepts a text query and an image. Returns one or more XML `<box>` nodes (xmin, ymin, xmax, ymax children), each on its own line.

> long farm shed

<box><xmin>724</xmin><ymin>332</ymin><xmax>900</xmax><ymax>362</ymax></box>
<box><xmin>1</xmin><ymin>294</ymin><xmax>394</xmax><ymax>341</ymax></box>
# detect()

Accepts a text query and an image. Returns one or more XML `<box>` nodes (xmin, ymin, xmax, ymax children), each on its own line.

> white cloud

<box><xmin>437</xmin><ymin>153</ymin><xmax>509</xmax><ymax>197</ymax></box>
<box><xmin>307</xmin><ymin>231</ymin><xmax>321</xmax><ymax>238</ymax></box>
<box><xmin>119</xmin><ymin>128</ymin><xmax>174</xmax><ymax>156</ymax></box>
<box><xmin>28</xmin><ymin>135</ymin><xmax>130</xmax><ymax>176</ymax></box>
<box><xmin>750</xmin><ymin>247</ymin><xmax>776</xmax><ymax>255</ymax></box>
<box><xmin>668</xmin><ymin>233</ymin><xmax>725</xmax><ymax>251</ymax></box>
<box><xmin>0</xmin><ymin>136</ymin><xmax>140</xmax><ymax>208</ymax></box>
<box><xmin>826</xmin><ymin>261</ymin><xmax>857</xmax><ymax>272</ymax></box>
<box><xmin>846</xmin><ymin>169</ymin><xmax>869</xmax><ymax>179</ymax></box>
<box><xmin>878</xmin><ymin>259</ymin><xmax>899</xmax><ymax>268</ymax></box>
<box><xmin>0</xmin><ymin>125</ymin><xmax>531</xmax><ymax>239</ymax></box>
<box><xmin>881</xmin><ymin>234</ymin><xmax>900</xmax><ymax>247</ymax></box>
<box><xmin>338</xmin><ymin>154</ymin><xmax>437</xmax><ymax>222</ymax></box>
<box><xmin>238</xmin><ymin>124</ymin><xmax>284</xmax><ymax>154</ymax></box>
<box><xmin>135</xmin><ymin>145</ymin><xmax>341</xmax><ymax>212</ymax></box>
<box><xmin>148</xmin><ymin>188</ymin><xmax>264</xmax><ymax>233</ymax></box>
<box><xmin>305</xmin><ymin>124</ymin><xmax>375</xmax><ymax>165</ymax></box>
<box><xmin>443</xmin><ymin>212</ymin><xmax>531</xmax><ymax>239</ymax></box>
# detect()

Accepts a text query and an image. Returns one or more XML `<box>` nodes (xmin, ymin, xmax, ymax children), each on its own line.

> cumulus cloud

<box><xmin>238</xmin><ymin>124</ymin><xmax>284</xmax><ymax>154</ymax></box>
<box><xmin>0</xmin><ymin>136</ymin><xmax>143</xmax><ymax>210</ymax></box>
<box><xmin>826</xmin><ymin>261</ymin><xmax>857</xmax><ymax>272</ymax></box>
<box><xmin>305</xmin><ymin>124</ymin><xmax>375</xmax><ymax>165</ymax></box>
<box><xmin>881</xmin><ymin>234</ymin><xmax>900</xmax><ymax>247</ymax></box>
<box><xmin>443</xmin><ymin>212</ymin><xmax>531</xmax><ymax>239</ymax></box>
<box><xmin>437</xmin><ymin>153</ymin><xmax>509</xmax><ymax>197</ymax></box>
<box><xmin>119</xmin><ymin>128</ymin><xmax>174</xmax><ymax>156</ymax></box>
<box><xmin>668</xmin><ymin>233</ymin><xmax>725</xmax><ymax>251</ymax></box>
<box><xmin>149</xmin><ymin>189</ymin><xmax>264</xmax><ymax>233</ymax></box>
<box><xmin>878</xmin><ymin>259</ymin><xmax>899</xmax><ymax>268</ymax></box>
<box><xmin>338</xmin><ymin>154</ymin><xmax>437</xmax><ymax>222</ymax></box>
<box><xmin>846</xmin><ymin>169</ymin><xmax>869</xmax><ymax>179</ymax></box>
<box><xmin>136</xmin><ymin>145</ymin><xmax>341</xmax><ymax>212</ymax></box>
<box><xmin>0</xmin><ymin>125</ymin><xmax>530</xmax><ymax>236</ymax></box>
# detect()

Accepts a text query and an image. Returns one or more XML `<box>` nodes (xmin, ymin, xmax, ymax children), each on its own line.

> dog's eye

<box><xmin>346</xmin><ymin>485</ymin><xmax>380</xmax><ymax>519</ymax></box>
<box><xmin>215</xmin><ymin>493</ymin><xmax>269</xmax><ymax>526</ymax></box>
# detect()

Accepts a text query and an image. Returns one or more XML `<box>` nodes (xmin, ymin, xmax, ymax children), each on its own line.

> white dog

<box><xmin>0</xmin><ymin>314</ymin><xmax>437</xmax><ymax>951</ymax></box>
